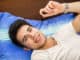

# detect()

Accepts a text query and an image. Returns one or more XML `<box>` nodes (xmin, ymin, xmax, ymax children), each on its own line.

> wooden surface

<box><xmin>0</xmin><ymin>0</ymin><xmax>79</xmax><ymax>20</ymax></box>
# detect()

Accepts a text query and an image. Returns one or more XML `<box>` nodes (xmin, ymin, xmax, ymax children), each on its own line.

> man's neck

<box><xmin>39</xmin><ymin>37</ymin><xmax>57</xmax><ymax>50</ymax></box>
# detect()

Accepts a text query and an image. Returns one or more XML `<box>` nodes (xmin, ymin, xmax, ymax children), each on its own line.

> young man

<box><xmin>9</xmin><ymin>1</ymin><xmax>80</xmax><ymax>60</ymax></box>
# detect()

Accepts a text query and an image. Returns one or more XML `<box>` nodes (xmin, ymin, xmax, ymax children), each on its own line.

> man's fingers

<box><xmin>39</xmin><ymin>9</ymin><xmax>49</xmax><ymax>18</ymax></box>
<box><xmin>39</xmin><ymin>1</ymin><xmax>61</xmax><ymax>18</ymax></box>
<box><xmin>48</xmin><ymin>1</ymin><xmax>55</xmax><ymax>9</ymax></box>
<box><xmin>46</xmin><ymin>6</ymin><xmax>53</xmax><ymax>11</ymax></box>
<box><xmin>40</xmin><ymin>8</ymin><xmax>49</xmax><ymax>16</ymax></box>
<box><xmin>40</xmin><ymin>6</ymin><xmax>54</xmax><ymax>15</ymax></box>
<box><xmin>40</xmin><ymin>8</ymin><xmax>57</xmax><ymax>18</ymax></box>
<box><xmin>40</xmin><ymin>13</ymin><xmax>51</xmax><ymax>18</ymax></box>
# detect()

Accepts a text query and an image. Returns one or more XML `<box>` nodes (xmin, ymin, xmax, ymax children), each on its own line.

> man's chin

<box><xmin>38</xmin><ymin>40</ymin><xmax>47</xmax><ymax>50</ymax></box>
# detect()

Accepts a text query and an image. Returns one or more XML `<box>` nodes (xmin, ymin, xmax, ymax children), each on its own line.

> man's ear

<box><xmin>24</xmin><ymin>48</ymin><xmax>31</xmax><ymax>50</ymax></box>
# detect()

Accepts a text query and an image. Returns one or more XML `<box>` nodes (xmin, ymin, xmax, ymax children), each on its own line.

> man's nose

<box><xmin>31</xmin><ymin>31</ymin><xmax>36</xmax><ymax>36</ymax></box>
<box><xmin>28</xmin><ymin>32</ymin><xmax>35</xmax><ymax>38</ymax></box>
<box><xmin>27</xmin><ymin>34</ymin><xmax>34</xmax><ymax>39</ymax></box>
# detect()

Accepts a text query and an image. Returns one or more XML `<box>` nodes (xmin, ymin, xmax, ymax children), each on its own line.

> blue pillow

<box><xmin>0</xmin><ymin>12</ymin><xmax>75</xmax><ymax>60</ymax></box>
<box><xmin>0</xmin><ymin>40</ymin><xmax>32</xmax><ymax>60</ymax></box>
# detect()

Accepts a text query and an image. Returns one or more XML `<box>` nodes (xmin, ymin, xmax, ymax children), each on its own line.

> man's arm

<box><xmin>40</xmin><ymin>1</ymin><xmax>80</xmax><ymax>18</ymax></box>
<box><xmin>63</xmin><ymin>1</ymin><xmax>80</xmax><ymax>14</ymax></box>
<box><xmin>64</xmin><ymin>2</ymin><xmax>80</xmax><ymax>33</ymax></box>
<box><xmin>72</xmin><ymin>14</ymin><xmax>80</xmax><ymax>33</ymax></box>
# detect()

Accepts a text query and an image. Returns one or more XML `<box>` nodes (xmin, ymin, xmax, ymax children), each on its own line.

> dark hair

<box><xmin>8</xmin><ymin>19</ymin><xmax>32</xmax><ymax>48</ymax></box>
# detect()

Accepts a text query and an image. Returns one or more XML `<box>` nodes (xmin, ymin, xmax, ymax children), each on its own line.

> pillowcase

<box><xmin>0</xmin><ymin>40</ymin><xmax>32</xmax><ymax>60</ymax></box>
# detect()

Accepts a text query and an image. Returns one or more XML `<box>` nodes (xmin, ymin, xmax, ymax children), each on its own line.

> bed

<box><xmin>0</xmin><ymin>0</ymin><xmax>78</xmax><ymax>60</ymax></box>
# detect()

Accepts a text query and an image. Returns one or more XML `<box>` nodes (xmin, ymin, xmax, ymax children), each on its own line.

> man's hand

<box><xmin>39</xmin><ymin>1</ymin><xmax>65</xmax><ymax>18</ymax></box>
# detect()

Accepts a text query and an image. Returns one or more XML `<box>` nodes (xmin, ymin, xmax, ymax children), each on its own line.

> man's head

<box><xmin>9</xmin><ymin>20</ymin><xmax>46</xmax><ymax>50</ymax></box>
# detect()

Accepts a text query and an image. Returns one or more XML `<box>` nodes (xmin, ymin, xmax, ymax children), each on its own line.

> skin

<box><xmin>17</xmin><ymin>25</ymin><xmax>47</xmax><ymax>50</ymax></box>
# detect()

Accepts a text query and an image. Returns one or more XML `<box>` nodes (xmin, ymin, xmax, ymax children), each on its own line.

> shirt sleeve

<box><xmin>31</xmin><ymin>51</ymin><xmax>50</xmax><ymax>60</ymax></box>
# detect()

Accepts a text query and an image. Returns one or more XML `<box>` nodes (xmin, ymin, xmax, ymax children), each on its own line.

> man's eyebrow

<box><xmin>27</xmin><ymin>26</ymin><xmax>31</xmax><ymax>31</ymax></box>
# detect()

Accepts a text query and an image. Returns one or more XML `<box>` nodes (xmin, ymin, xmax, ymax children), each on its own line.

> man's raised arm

<box><xmin>40</xmin><ymin>1</ymin><xmax>80</xmax><ymax>18</ymax></box>
<box><xmin>63</xmin><ymin>1</ymin><xmax>80</xmax><ymax>14</ymax></box>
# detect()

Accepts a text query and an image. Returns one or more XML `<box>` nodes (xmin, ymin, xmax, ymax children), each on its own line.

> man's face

<box><xmin>16</xmin><ymin>25</ymin><xmax>46</xmax><ymax>50</ymax></box>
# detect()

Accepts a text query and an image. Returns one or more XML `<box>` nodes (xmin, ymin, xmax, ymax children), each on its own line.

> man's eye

<box><xmin>27</xmin><ymin>27</ymin><xmax>32</xmax><ymax>32</ymax></box>
<box><xmin>23</xmin><ymin>36</ymin><xmax>27</xmax><ymax>42</ymax></box>
<box><xmin>24</xmin><ymin>38</ymin><xmax>27</xmax><ymax>42</ymax></box>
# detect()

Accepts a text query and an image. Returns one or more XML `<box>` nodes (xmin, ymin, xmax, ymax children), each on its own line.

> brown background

<box><xmin>0</xmin><ymin>0</ymin><xmax>79</xmax><ymax>20</ymax></box>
